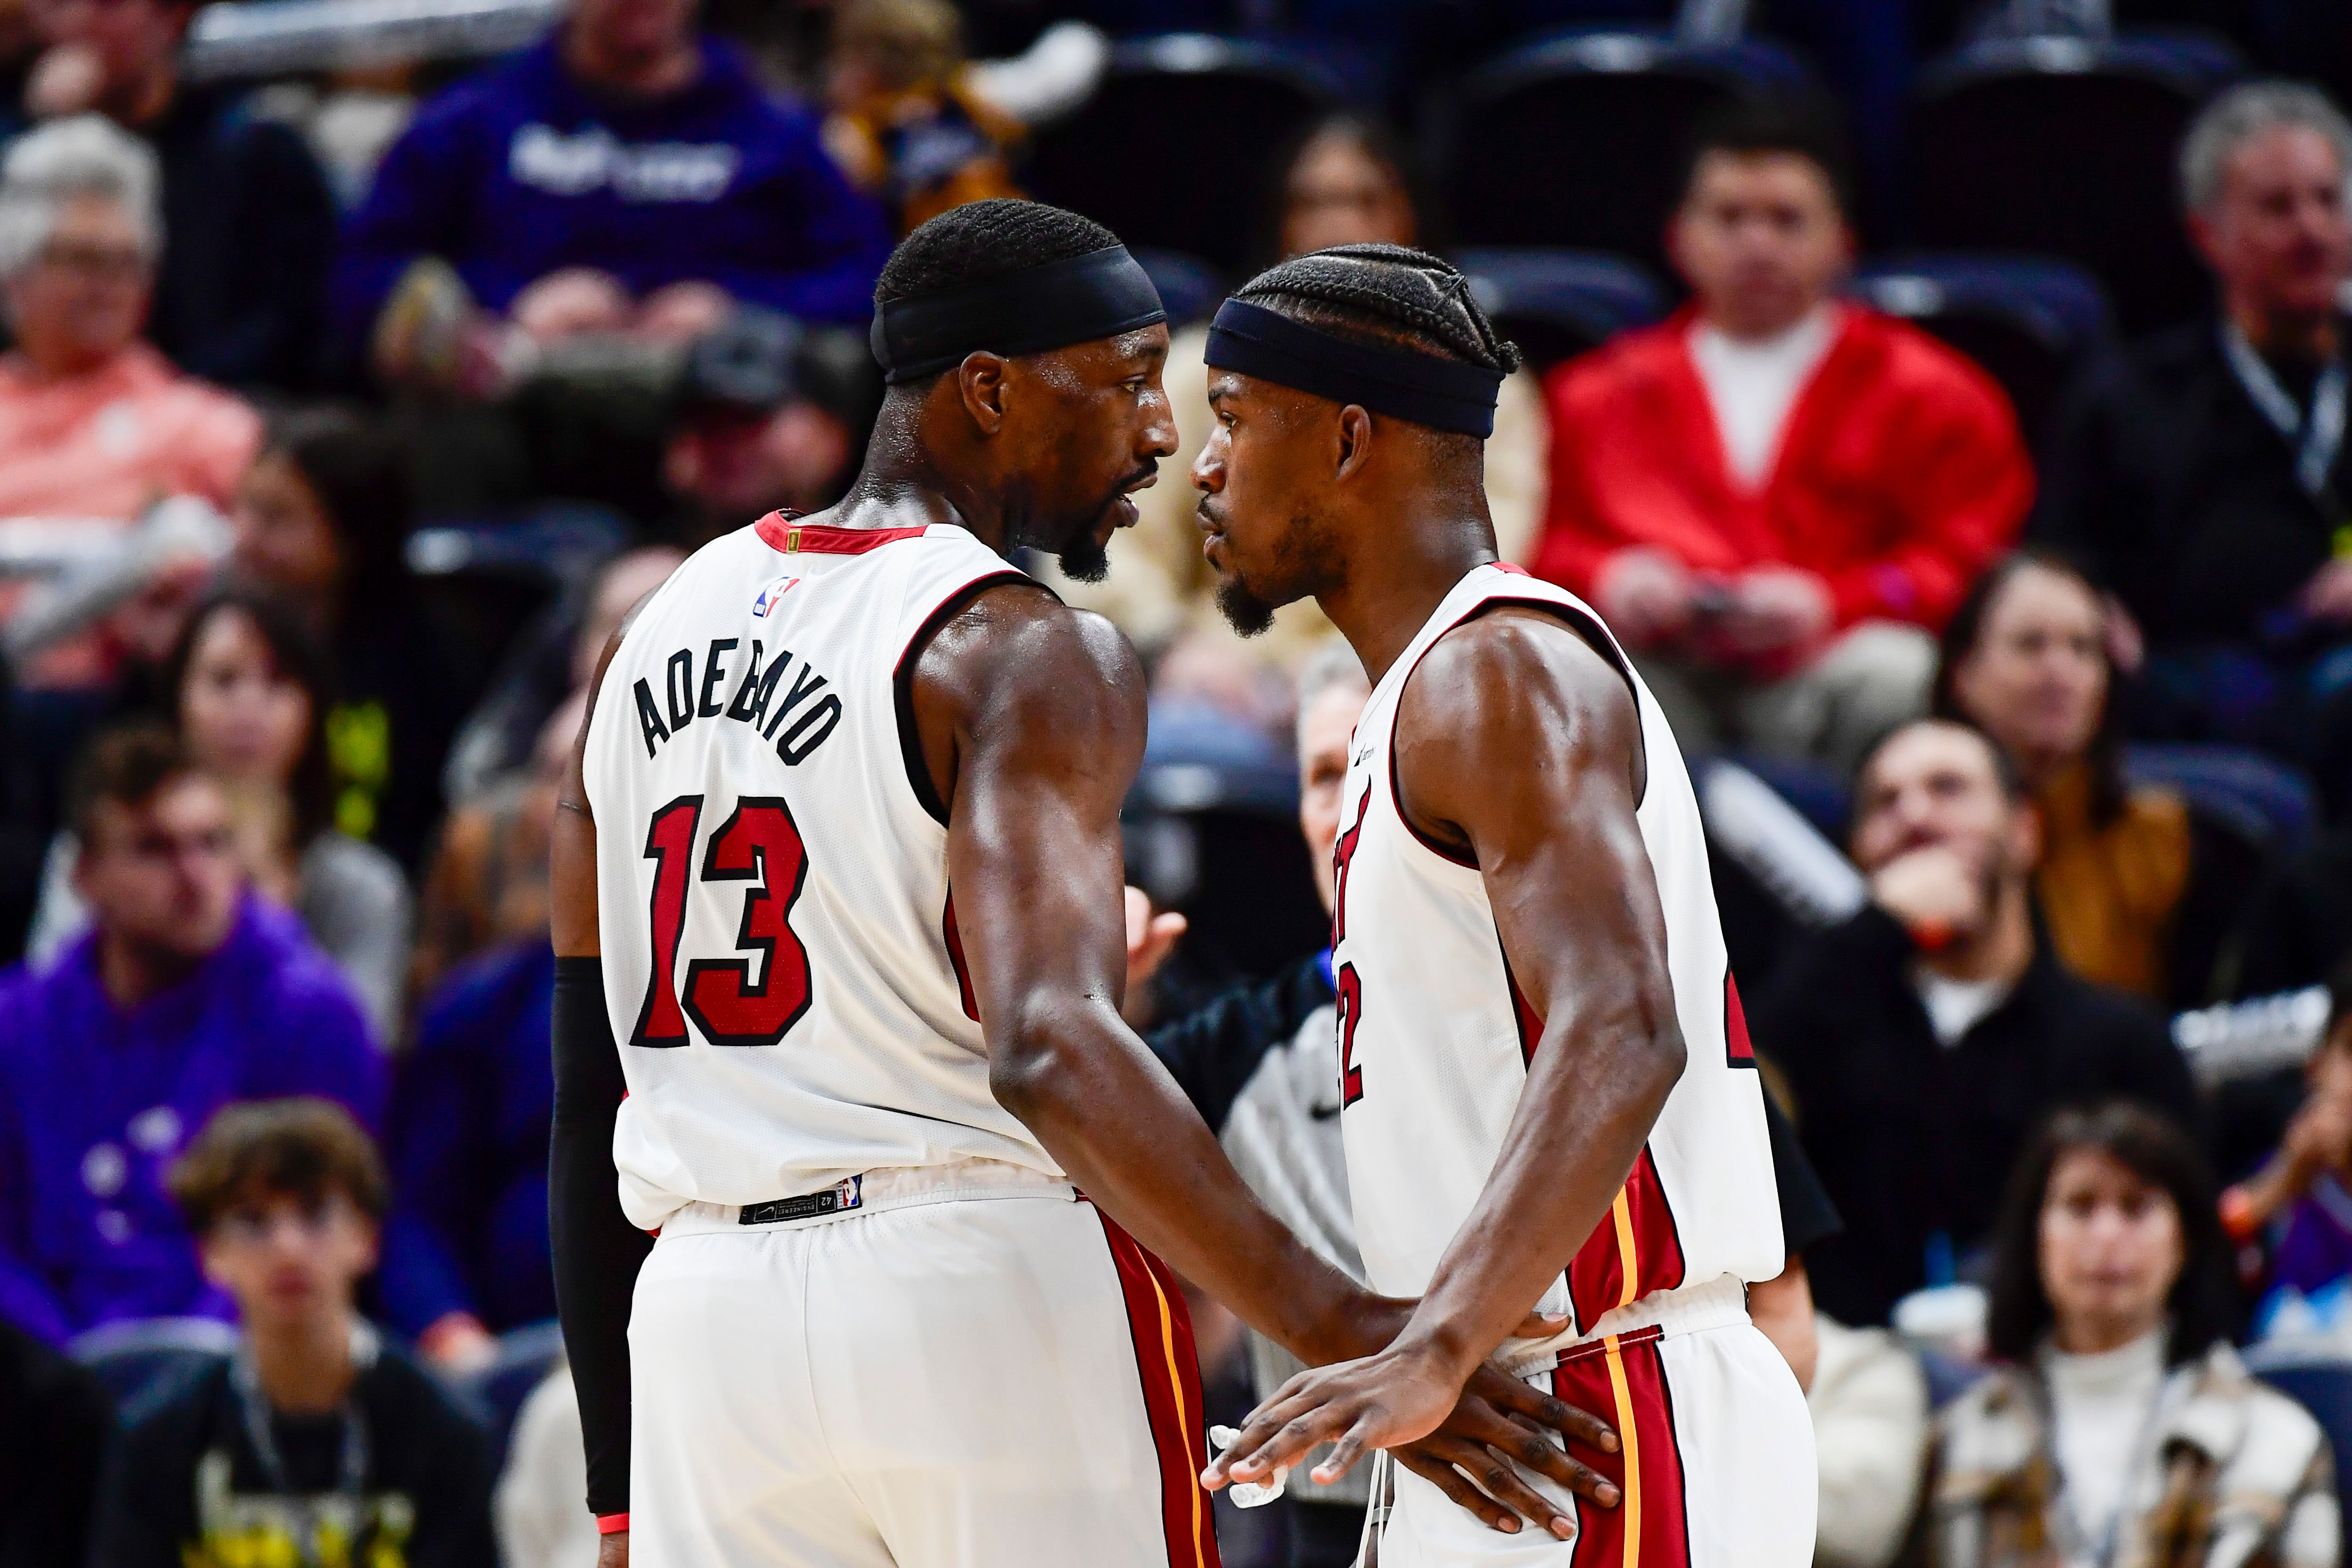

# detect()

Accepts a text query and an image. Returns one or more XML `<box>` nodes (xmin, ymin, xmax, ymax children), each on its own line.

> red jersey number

<box><xmin>632</xmin><ymin>794</ymin><xmax>814</xmax><ymax>1048</ymax></box>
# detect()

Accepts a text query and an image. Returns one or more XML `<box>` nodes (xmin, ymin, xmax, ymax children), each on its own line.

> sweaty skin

<box><xmin>1194</xmin><ymin>362</ymin><xmax>1684</xmax><ymax>1513</ymax></box>
<box><xmin>549</xmin><ymin>322</ymin><xmax>1620</xmax><ymax>1566</ymax></box>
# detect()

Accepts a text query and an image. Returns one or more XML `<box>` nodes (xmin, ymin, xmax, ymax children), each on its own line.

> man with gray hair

<box><xmin>2034</xmin><ymin>80</ymin><xmax>2352</xmax><ymax>806</ymax></box>
<box><xmin>0</xmin><ymin>114</ymin><xmax>257</xmax><ymax>682</ymax></box>
<box><xmin>0</xmin><ymin>114</ymin><xmax>256</xmax><ymax>521</ymax></box>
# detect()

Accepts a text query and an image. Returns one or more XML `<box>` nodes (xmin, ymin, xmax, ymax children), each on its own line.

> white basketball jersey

<box><xmin>583</xmin><ymin>512</ymin><xmax>1057</xmax><ymax>1231</ymax></box>
<box><xmin>1332</xmin><ymin>564</ymin><xmax>1783</xmax><ymax>1344</ymax></box>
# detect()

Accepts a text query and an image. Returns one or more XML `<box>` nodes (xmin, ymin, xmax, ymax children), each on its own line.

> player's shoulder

<box><xmin>927</xmin><ymin>577</ymin><xmax>1138</xmax><ymax>685</ymax></box>
<box><xmin>1415</xmin><ymin>596</ymin><xmax>1634</xmax><ymax>720</ymax></box>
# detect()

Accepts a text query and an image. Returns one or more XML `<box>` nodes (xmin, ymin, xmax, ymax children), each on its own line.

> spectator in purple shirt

<box><xmin>333</xmin><ymin>0</ymin><xmax>891</xmax><ymax>395</ymax></box>
<box><xmin>0</xmin><ymin>724</ymin><xmax>381</xmax><ymax>1345</ymax></box>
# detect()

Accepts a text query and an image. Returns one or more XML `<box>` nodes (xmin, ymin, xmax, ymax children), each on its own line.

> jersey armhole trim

<box><xmin>894</xmin><ymin>569</ymin><xmax>1042</xmax><ymax>827</ymax></box>
<box><xmin>1388</xmin><ymin>592</ymin><xmax>1648</xmax><ymax>868</ymax></box>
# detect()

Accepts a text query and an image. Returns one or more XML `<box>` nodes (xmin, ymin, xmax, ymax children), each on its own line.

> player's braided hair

<box><xmin>1231</xmin><ymin>243</ymin><xmax>1522</xmax><ymax>378</ymax></box>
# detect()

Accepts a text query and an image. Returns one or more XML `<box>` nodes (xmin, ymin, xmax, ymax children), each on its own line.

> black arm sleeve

<box><xmin>1763</xmin><ymin>1087</ymin><xmax>1841</xmax><ymax>1259</ymax></box>
<box><xmin>549</xmin><ymin>955</ymin><xmax>652</xmax><ymax>1522</ymax></box>
<box><xmin>1143</xmin><ymin>955</ymin><xmax>1337</xmax><ymax>1134</ymax></box>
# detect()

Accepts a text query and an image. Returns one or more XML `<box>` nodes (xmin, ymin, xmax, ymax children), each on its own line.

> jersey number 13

<box><xmin>631</xmin><ymin>794</ymin><xmax>813</xmax><ymax>1048</ymax></box>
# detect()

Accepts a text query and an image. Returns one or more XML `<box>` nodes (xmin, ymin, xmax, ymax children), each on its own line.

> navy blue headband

<box><xmin>1202</xmin><ymin>298</ymin><xmax>1504</xmax><ymax>437</ymax></box>
<box><xmin>870</xmin><ymin>245</ymin><xmax>1167</xmax><ymax>384</ymax></box>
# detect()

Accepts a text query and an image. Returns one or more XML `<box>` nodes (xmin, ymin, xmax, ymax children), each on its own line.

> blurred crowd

<box><xmin>2</xmin><ymin>0</ymin><xmax>2352</xmax><ymax>1564</ymax></box>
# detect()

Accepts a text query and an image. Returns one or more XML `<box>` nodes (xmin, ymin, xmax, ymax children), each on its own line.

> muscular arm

<box><xmin>920</xmin><ymin>586</ymin><xmax>1371</xmax><ymax>1361</ymax></box>
<box><xmin>1211</xmin><ymin>607</ymin><xmax>1685</xmax><ymax>1485</ymax></box>
<box><xmin>547</xmin><ymin>623</ymin><xmax>651</xmax><ymax>1551</ymax></box>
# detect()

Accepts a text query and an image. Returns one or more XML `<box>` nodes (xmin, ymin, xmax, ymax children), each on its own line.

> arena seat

<box><xmin>1849</xmin><ymin>254</ymin><xmax>2114</xmax><ymax>444</ymax></box>
<box><xmin>2241</xmin><ymin>1341</ymin><xmax>2352</xmax><ymax>1513</ymax></box>
<box><xmin>69</xmin><ymin>1316</ymin><xmax>240</xmax><ymax>1409</ymax></box>
<box><xmin>1024</xmin><ymin>35</ymin><xmax>1342</xmax><ymax>277</ymax></box>
<box><xmin>1437</xmin><ymin>31</ymin><xmax>1815</xmax><ymax>281</ymax></box>
<box><xmin>1909</xmin><ymin>31</ymin><xmax>2244</xmax><ymax>334</ymax></box>
<box><xmin>1454</xmin><ymin>247</ymin><xmax>1670</xmax><ymax>373</ymax></box>
<box><xmin>2124</xmin><ymin>742</ymin><xmax>2319</xmax><ymax>856</ymax></box>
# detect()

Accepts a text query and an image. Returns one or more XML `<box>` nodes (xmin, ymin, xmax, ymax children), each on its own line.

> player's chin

<box><xmin>1214</xmin><ymin>571</ymin><xmax>1281</xmax><ymax>638</ymax></box>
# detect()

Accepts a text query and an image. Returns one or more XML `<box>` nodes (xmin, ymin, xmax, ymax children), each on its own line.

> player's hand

<box><xmin>1389</xmin><ymin>1361</ymin><xmax>1622</xmax><ymax>1538</ymax></box>
<box><xmin>1205</xmin><ymin>1310</ymin><xmax>1592</xmax><ymax>1500</ymax></box>
<box><xmin>597</xmin><ymin>1529</ymin><xmax>627</xmax><ymax>1568</ymax></box>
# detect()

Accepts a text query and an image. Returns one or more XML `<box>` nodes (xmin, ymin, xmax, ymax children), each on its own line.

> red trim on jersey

<box><xmin>754</xmin><ymin>512</ymin><xmax>931</xmax><ymax>555</ymax></box>
<box><xmin>1384</xmin><ymin>583</ymin><xmax>1639</xmax><ymax>872</ymax></box>
<box><xmin>1507</xmin><ymin>966</ymin><xmax>1541</xmax><ymax>1067</ymax></box>
<box><xmin>1550</xmin><ymin>1329</ymin><xmax>1691</xmax><ymax>1568</ymax></box>
<box><xmin>596</xmin><ymin>1514</ymin><xmax>630</xmax><ymax>1535</ymax></box>
<box><xmin>942</xmin><ymin>893</ymin><xmax>979</xmax><ymax>1021</ymax></box>
<box><xmin>1093</xmin><ymin>1208</ymin><xmax>1222</xmax><ymax>1568</ymax></box>
<box><xmin>1565</xmin><ymin>1149</ymin><xmax>1688</xmax><ymax>1331</ymax></box>
<box><xmin>1723</xmin><ymin>970</ymin><xmax>1756</xmax><ymax>1068</ymax></box>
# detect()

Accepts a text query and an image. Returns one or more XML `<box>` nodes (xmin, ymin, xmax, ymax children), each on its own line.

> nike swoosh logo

<box><xmin>1309</xmin><ymin>1102</ymin><xmax>1345</xmax><ymax>1121</ymax></box>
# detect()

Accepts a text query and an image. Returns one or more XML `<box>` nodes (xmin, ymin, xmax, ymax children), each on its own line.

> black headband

<box><xmin>869</xmin><ymin>245</ymin><xmax>1167</xmax><ymax>384</ymax></box>
<box><xmin>1202</xmin><ymin>298</ymin><xmax>1504</xmax><ymax>437</ymax></box>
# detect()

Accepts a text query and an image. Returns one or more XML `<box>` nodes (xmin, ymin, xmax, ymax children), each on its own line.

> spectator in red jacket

<box><xmin>1534</xmin><ymin>101</ymin><xmax>2033</xmax><ymax>770</ymax></box>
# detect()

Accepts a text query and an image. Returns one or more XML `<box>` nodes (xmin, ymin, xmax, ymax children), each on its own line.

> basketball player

<box><xmin>546</xmin><ymin>204</ymin><xmax>1622</xmax><ymax>1568</ymax></box>
<box><xmin>1193</xmin><ymin>244</ymin><xmax>1818</xmax><ymax>1566</ymax></box>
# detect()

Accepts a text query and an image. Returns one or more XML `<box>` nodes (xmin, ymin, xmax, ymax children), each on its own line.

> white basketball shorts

<box><xmin>1371</xmin><ymin>1277</ymin><xmax>1816</xmax><ymax>1567</ymax></box>
<box><xmin>627</xmin><ymin>1162</ymin><xmax>1221</xmax><ymax>1568</ymax></box>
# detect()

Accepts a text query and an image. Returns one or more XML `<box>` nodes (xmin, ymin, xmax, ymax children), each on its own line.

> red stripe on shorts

<box><xmin>1550</xmin><ymin>1327</ymin><xmax>1691</xmax><ymax>1567</ymax></box>
<box><xmin>1093</xmin><ymin>1208</ymin><xmax>1222</xmax><ymax>1568</ymax></box>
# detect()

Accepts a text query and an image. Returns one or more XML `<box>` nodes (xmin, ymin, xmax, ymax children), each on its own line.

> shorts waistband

<box><xmin>658</xmin><ymin>1158</ymin><xmax>1075</xmax><ymax>1237</ymax></box>
<box><xmin>1499</xmin><ymin>1273</ymin><xmax>1751</xmax><ymax>1376</ymax></box>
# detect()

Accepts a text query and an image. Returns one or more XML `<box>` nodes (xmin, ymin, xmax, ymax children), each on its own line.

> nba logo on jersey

<box><xmin>752</xmin><ymin>576</ymin><xmax>799</xmax><ymax>617</ymax></box>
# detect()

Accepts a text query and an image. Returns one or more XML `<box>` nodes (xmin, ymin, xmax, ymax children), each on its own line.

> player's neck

<box><xmin>834</xmin><ymin>398</ymin><xmax>1009</xmax><ymax>552</ymax></box>
<box><xmin>1318</xmin><ymin>501</ymin><xmax>1500</xmax><ymax>686</ymax></box>
<box><xmin>247</xmin><ymin>1306</ymin><xmax>359</xmax><ymax>1416</ymax></box>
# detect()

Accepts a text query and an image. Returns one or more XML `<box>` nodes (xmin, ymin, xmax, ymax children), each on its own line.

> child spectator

<box><xmin>2223</xmin><ymin>962</ymin><xmax>2352</xmax><ymax>1298</ymax></box>
<box><xmin>88</xmin><ymin>1097</ymin><xmax>495</xmax><ymax>1568</ymax></box>
<box><xmin>0</xmin><ymin>725</ymin><xmax>380</xmax><ymax>1344</ymax></box>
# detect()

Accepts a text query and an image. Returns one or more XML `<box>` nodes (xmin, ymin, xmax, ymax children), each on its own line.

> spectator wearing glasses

<box><xmin>0</xmin><ymin>726</ymin><xmax>380</xmax><ymax>1345</ymax></box>
<box><xmin>20</xmin><ymin>0</ymin><xmax>337</xmax><ymax>389</ymax></box>
<box><xmin>1929</xmin><ymin>1103</ymin><xmax>2335</xmax><ymax>1568</ymax></box>
<box><xmin>336</xmin><ymin>0</ymin><xmax>891</xmax><ymax>397</ymax></box>
<box><xmin>0</xmin><ymin>113</ymin><xmax>258</xmax><ymax>523</ymax></box>
<box><xmin>2035</xmin><ymin>83</ymin><xmax>2352</xmax><ymax>813</ymax></box>
<box><xmin>1535</xmin><ymin>100</ymin><xmax>2031</xmax><ymax>772</ymax></box>
<box><xmin>1757</xmin><ymin>718</ymin><xmax>2194</xmax><ymax>1328</ymax></box>
<box><xmin>88</xmin><ymin>1098</ymin><xmax>495</xmax><ymax>1568</ymax></box>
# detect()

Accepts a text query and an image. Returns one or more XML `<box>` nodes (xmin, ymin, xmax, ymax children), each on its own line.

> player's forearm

<box><xmin>992</xmin><ymin>997</ymin><xmax>1381</xmax><ymax>1365</ymax></box>
<box><xmin>1397</xmin><ymin>1020</ymin><xmax>1684</xmax><ymax>1382</ymax></box>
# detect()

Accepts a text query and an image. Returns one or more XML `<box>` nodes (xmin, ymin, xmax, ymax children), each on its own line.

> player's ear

<box><xmin>1333</xmin><ymin>404</ymin><xmax>1373</xmax><ymax>481</ymax></box>
<box><xmin>956</xmin><ymin>351</ymin><xmax>1011</xmax><ymax>435</ymax></box>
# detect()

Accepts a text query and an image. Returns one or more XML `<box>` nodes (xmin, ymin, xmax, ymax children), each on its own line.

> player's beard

<box><xmin>1215</xmin><ymin>573</ymin><xmax>1279</xmax><ymax>636</ymax></box>
<box><xmin>1056</xmin><ymin>528</ymin><xmax>1112</xmax><ymax>584</ymax></box>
